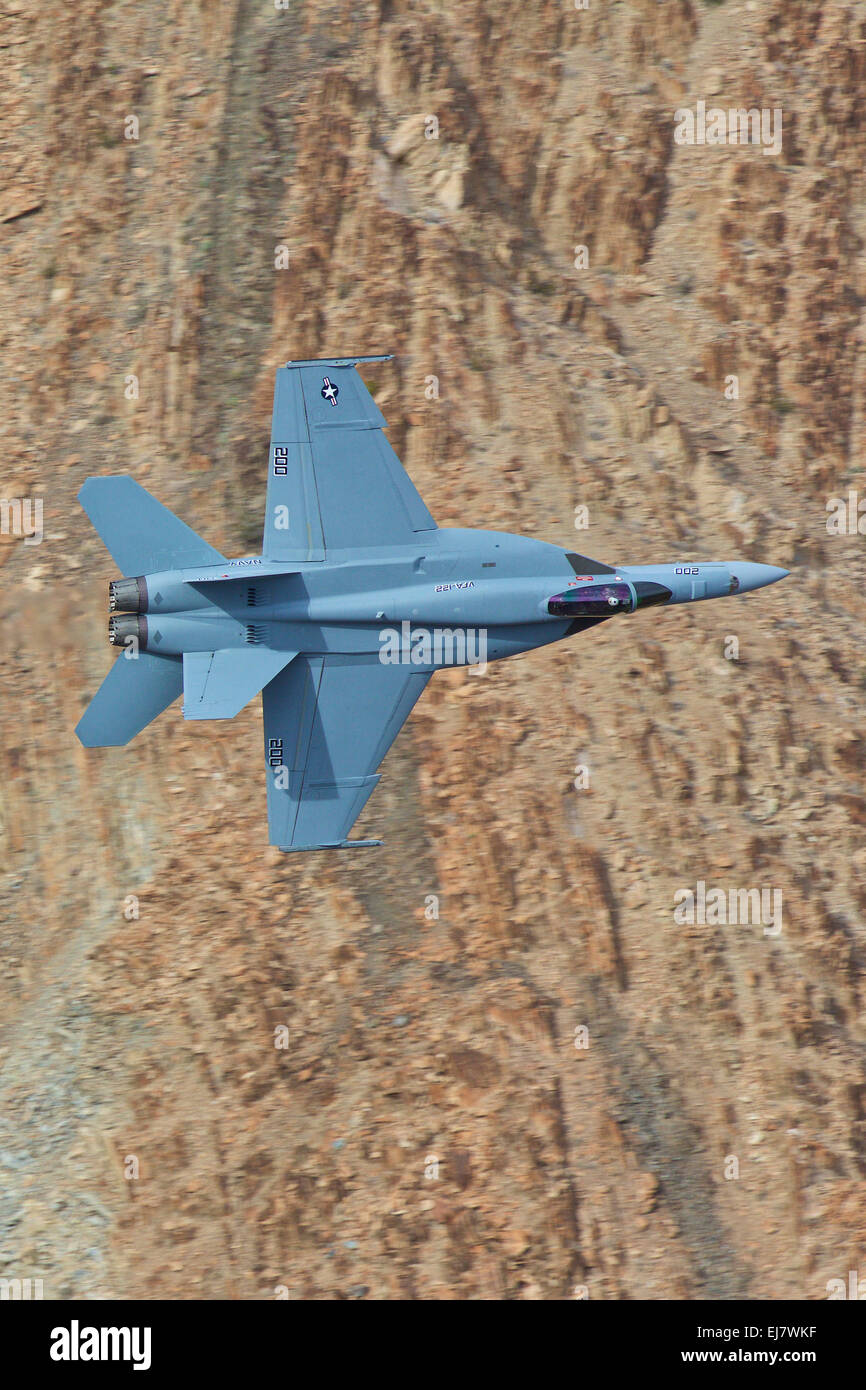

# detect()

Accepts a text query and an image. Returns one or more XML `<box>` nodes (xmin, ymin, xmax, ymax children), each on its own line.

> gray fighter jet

<box><xmin>76</xmin><ymin>355</ymin><xmax>788</xmax><ymax>852</ymax></box>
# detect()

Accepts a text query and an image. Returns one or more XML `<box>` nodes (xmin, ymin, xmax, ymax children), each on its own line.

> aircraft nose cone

<box><xmin>730</xmin><ymin>562</ymin><xmax>790</xmax><ymax>593</ymax></box>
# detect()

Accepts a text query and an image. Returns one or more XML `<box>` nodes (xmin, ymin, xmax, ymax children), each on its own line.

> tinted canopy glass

<box><xmin>547</xmin><ymin>582</ymin><xmax>633</xmax><ymax>617</ymax></box>
<box><xmin>632</xmin><ymin>580</ymin><xmax>673</xmax><ymax>609</ymax></box>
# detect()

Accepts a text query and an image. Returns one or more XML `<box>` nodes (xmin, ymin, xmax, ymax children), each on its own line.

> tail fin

<box><xmin>78</xmin><ymin>476</ymin><xmax>226</xmax><ymax>575</ymax></box>
<box><xmin>76</xmin><ymin>651</ymin><xmax>183</xmax><ymax>747</ymax></box>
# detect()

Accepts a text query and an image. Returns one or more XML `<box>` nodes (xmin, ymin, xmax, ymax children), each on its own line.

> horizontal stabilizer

<box><xmin>79</xmin><ymin>476</ymin><xmax>226</xmax><ymax>575</ymax></box>
<box><xmin>183</xmin><ymin>649</ymin><xmax>297</xmax><ymax>721</ymax></box>
<box><xmin>76</xmin><ymin>651</ymin><xmax>183</xmax><ymax>747</ymax></box>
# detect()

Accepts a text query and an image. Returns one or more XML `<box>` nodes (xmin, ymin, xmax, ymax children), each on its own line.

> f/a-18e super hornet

<box><xmin>75</xmin><ymin>355</ymin><xmax>788</xmax><ymax>852</ymax></box>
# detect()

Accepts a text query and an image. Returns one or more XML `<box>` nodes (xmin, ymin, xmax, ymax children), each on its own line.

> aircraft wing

<box><xmin>262</xmin><ymin>653</ymin><xmax>431</xmax><ymax>850</ymax></box>
<box><xmin>263</xmin><ymin>355</ymin><xmax>437</xmax><ymax>560</ymax></box>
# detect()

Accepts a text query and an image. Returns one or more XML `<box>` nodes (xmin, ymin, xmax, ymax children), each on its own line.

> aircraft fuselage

<box><xmin>107</xmin><ymin>526</ymin><xmax>788</xmax><ymax>669</ymax></box>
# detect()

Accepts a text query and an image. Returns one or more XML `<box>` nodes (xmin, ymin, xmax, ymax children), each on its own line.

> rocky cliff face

<box><xmin>0</xmin><ymin>0</ymin><xmax>863</xmax><ymax>1299</ymax></box>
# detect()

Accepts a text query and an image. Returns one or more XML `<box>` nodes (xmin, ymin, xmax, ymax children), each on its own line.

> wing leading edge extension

<box><xmin>262</xmin><ymin>654</ymin><xmax>431</xmax><ymax>850</ymax></box>
<box><xmin>263</xmin><ymin>355</ymin><xmax>437</xmax><ymax>561</ymax></box>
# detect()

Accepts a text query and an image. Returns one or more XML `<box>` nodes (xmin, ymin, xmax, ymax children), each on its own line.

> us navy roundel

<box><xmin>321</xmin><ymin>376</ymin><xmax>339</xmax><ymax>406</ymax></box>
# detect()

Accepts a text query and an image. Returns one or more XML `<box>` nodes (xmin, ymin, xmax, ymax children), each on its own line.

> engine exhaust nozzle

<box><xmin>109</xmin><ymin>576</ymin><xmax>147</xmax><ymax>612</ymax></box>
<box><xmin>109</xmin><ymin>614</ymin><xmax>147</xmax><ymax>648</ymax></box>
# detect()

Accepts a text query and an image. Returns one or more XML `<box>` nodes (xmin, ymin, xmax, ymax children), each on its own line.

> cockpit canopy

<box><xmin>547</xmin><ymin>581</ymin><xmax>633</xmax><ymax>617</ymax></box>
<box><xmin>547</xmin><ymin>578</ymin><xmax>672</xmax><ymax>617</ymax></box>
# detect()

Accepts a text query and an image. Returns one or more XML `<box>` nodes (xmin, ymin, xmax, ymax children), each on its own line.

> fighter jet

<box><xmin>75</xmin><ymin>355</ymin><xmax>788</xmax><ymax>852</ymax></box>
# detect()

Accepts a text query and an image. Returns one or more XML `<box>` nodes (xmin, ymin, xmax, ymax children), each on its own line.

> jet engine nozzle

<box><xmin>108</xmin><ymin>614</ymin><xmax>147</xmax><ymax>648</ymax></box>
<box><xmin>109</xmin><ymin>577</ymin><xmax>147</xmax><ymax>612</ymax></box>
